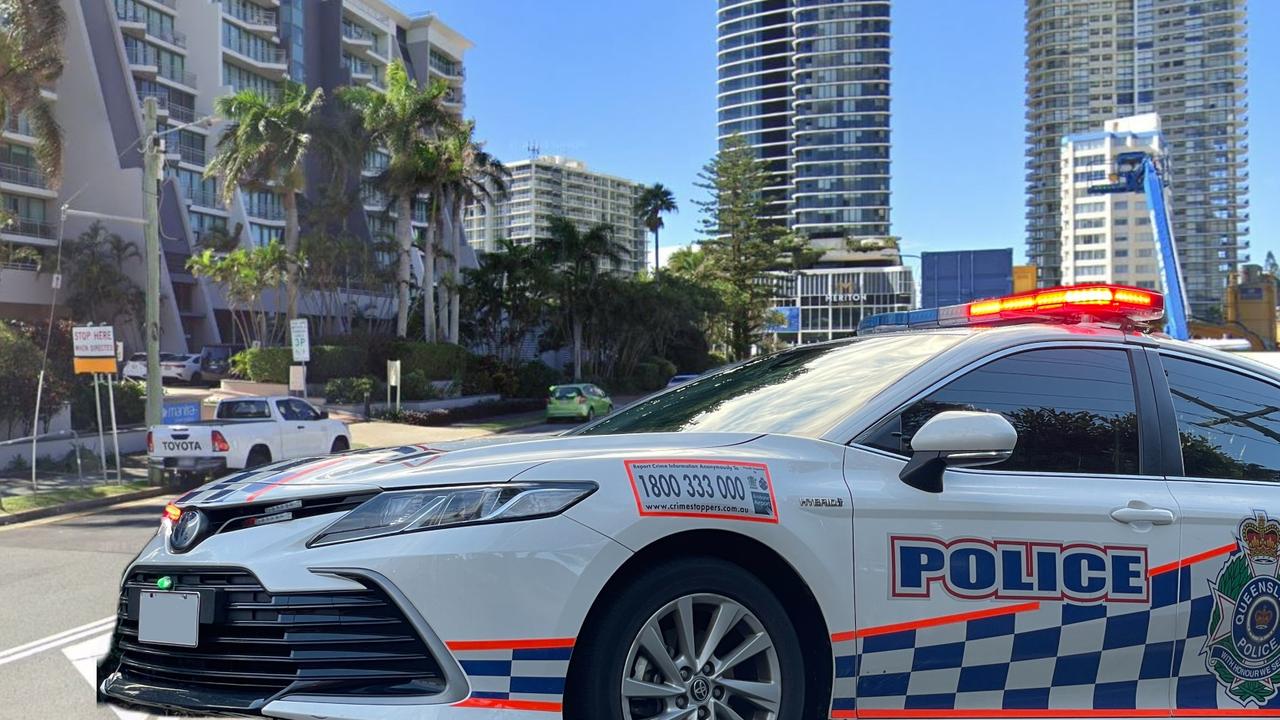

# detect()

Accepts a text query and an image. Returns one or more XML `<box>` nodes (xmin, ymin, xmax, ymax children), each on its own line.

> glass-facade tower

<box><xmin>717</xmin><ymin>0</ymin><xmax>891</xmax><ymax>240</ymax></box>
<box><xmin>1025</xmin><ymin>0</ymin><xmax>1248</xmax><ymax>317</ymax></box>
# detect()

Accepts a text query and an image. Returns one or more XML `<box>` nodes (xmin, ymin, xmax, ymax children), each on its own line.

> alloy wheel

<box><xmin>620</xmin><ymin>593</ymin><xmax>781</xmax><ymax>720</ymax></box>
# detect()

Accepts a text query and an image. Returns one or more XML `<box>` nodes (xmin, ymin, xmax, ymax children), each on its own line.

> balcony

<box><xmin>223</xmin><ymin>37</ymin><xmax>287</xmax><ymax>68</ymax></box>
<box><xmin>1</xmin><ymin>217</ymin><xmax>56</xmax><ymax>242</ymax></box>
<box><xmin>176</xmin><ymin>143</ymin><xmax>206</xmax><ymax>167</ymax></box>
<box><xmin>245</xmin><ymin>197</ymin><xmax>284</xmax><ymax>222</ymax></box>
<box><xmin>0</xmin><ymin>162</ymin><xmax>48</xmax><ymax>189</ymax></box>
<box><xmin>222</xmin><ymin>0</ymin><xmax>278</xmax><ymax>29</ymax></box>
<box><xmin>3</xmin><ymin>115</ymin><xmax>34</xmax><ymax>138</ymax></box>
<box><xmin>185</xmin><ymin>186</ymin><xmax>223</xmax><ymax>210</ymax></box>
<box><xmin>125</xmin><ymin>44</ymin><xmax>158</xmax><ymax>69</ymax></box>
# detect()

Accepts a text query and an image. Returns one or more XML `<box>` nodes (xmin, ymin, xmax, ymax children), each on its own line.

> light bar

<box><xmin>858</xmin><ymin>284</ymin><xmax>1164</xmax><ymax>334</ymax></box>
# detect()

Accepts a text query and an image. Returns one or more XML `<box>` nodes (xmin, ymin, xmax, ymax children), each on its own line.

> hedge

<box><xmin>375</xmin><ymin>399</ymin><xmax>544</xmax><ymax>427</ymax></box>
<box><xmin>390</xmin><ymin>342</ymin><xmax>471</xmax><ymax>381</ymax></box>
<box><xmin>232</xmin><ymin>346</ymin><xmax>370</xmax><ymax>384</ymax></box>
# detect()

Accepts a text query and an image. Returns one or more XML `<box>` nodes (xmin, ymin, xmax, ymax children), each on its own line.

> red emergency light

<box><xmin>966</xmin><ymin>284</ymin><xmax>1164</xmax><ymax>324</ymax></box>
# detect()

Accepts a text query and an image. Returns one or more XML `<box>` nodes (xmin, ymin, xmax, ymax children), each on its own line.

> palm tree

<box><xmin>0</xmin><ymin>0</ymin><xmax>66</xmax><ymax>198</ymax></box>
<box><xmin>635</xmin><ymin>183</ymin><xmax>677</xmax><ymax>275</ymax></box>
<box><xmin>435</xmin><ymin>122</ymin><xmax>510</xmax><ymax>343</ymax></box>
<box><xmin>339</xmin><ymin>61</ymin><xmax>454</xmax><ymax>339</ymax></box>
<box><xmin>206</xmin><ymin>81</ymin><xmax>325</xmax><ymax>324</ymax></box>
<box><xmin>538</xmin><ymin>217</ymin><xmax>626</xmax><ymax>380</ymax></box>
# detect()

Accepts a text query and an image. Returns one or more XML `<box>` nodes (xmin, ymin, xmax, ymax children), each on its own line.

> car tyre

<box><xmin>568</xmin><ymin>557</ymin><xmax>805</xmax><ymax>720</ymax></box>
<box><xmin>190</xmin><ymin>372</ymin><xmax>203</xmax><ymax>386</ymax></box>
<box><xmin>587</xmin><ymin>407</ymin><xmax>596</xmax><ymax>422</ymax></box>
<box><xmin>330</xmin><ymin>436</ymin><xmax>349</xmax><ymax>453</ymax></box>
<box><xmin>245</xmin><ymin>446</ymin><xmax>271</xmax><ymax>469</ymax></box>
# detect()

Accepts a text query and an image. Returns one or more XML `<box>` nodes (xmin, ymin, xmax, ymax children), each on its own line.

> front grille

<box><xmin>107</xmin><ymin>567</ymin><xmax>444</xmax><ymax>714</ymax></box>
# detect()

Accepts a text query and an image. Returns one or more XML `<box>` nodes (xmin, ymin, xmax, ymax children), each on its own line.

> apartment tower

<box><xmin>1025</xmin><ymin>0</ymin><xmax>1248</xmax><ymax>317</ymax></box>
<box><xmin>1059</xmin><ymin>114</ymin><xmax>1167</xmax><ymax>289</ymax></box>
<box><xmin>716</xmin><ymin>0</ymin><xmax>891</xmax><ymax>240</ymax></box>
<box><xmin>463</xmin><ymin>156</ymin><xmax>650</xmax><ymax>277</ymax></box>
<box><xmin>0</xmin><ymin>0</ymin><xmax>469</xmax><ymax>353</ymax></box>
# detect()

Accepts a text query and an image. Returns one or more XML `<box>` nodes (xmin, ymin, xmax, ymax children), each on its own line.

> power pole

<box><xmin>142</xmin><ymin>98</ymin><xmax>164</xmax><ymax>477</ymax></box>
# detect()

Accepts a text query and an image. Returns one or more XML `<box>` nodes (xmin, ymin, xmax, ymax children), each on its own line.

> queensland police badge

<box><xmin>1204</xmin><ymin>511</ymin><xmax>1280</xmax><ymax>706</ymax></box>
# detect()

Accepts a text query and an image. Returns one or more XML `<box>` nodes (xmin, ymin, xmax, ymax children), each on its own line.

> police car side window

<box><xmin>1163</xmin><ymin>356</ymin><xmax>1280</xmax><ymax>482</ymax></box>
<box><xmin>866</xmin><ymin>348</ymin><xmax>1141</xmax><ymax>475</ymax></box>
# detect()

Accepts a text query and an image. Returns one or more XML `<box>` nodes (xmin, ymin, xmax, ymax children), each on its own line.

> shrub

<box><xmin>233</xmin><ymin>346</ymin><xmax>370</xmax><ymax>384</ymax></box>
<box><xmin>461</xmin><ymin>355</ymin><xmax>515</xmax><ymax>397</ymax></box>
<box><xmin>514</xmin><ymin>361</ymin><xmax>562</xmax><ymax>399</ymax></box>
<box><xmin>632</xmin><ymin>362</ymin><xmax>666</xmax><ymax>393</ymax></box>
<box><xmin>308</xmin><ymin>346</ymin><xmax>368</xmax><ymax>382</ymax></box>
<box><xmin>71</xmin><ymin>378</ymin><xmax>146</xmax><ymax>430</ymax></box>
<box><xmin>230</xmin><ymin>347</ymin><xmax>292</xmax><ymax>383</ymax></box>
<box><xmin>400</xmin><ymin>369</ymin><xmax>442</xmax><ymax>401</ymax></box>
<box><xmin>390</xmin><ymin>342</ymin><xmax>472</xmax><ymax>381</ymax></box>
<box><xmin>323</xmin><ymin>376</ymin><xmax>378</xmax><ymax>404</ymax></box>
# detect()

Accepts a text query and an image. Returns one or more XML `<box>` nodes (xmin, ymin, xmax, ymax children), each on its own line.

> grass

<box><xmin>0</xmin><ymin>481</ymin><xmax>153</xmax><ymax>515</ymax></box>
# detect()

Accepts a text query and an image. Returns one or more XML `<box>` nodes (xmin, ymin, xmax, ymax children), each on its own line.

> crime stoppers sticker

<box><xmin>624</xmin><ymin>459</ymin><xmax>779</xmax><ymax>524</ymax></box>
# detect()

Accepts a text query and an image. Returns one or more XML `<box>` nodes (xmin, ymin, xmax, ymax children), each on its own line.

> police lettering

<box><xmin>891</xmin><ymin>536</ymin><xmax>1148</xmax><ymax>604</ymax></box>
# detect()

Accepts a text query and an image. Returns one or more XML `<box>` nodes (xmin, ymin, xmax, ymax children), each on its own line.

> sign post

<box><xmin>290</xmin><ymin>319</ymin><xmax>310</xmax><ymax>399</ymax></box>
<box><xmin>387</xmin><ymin>360</ymin><xmax>402</xmax><ymax>413</ymax></box>
<box><xmin>50</xmin><ymin>326</ymin><xmax>122</xmax><ymax>490</ymax></box>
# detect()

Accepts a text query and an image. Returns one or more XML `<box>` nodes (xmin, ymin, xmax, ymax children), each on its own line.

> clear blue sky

<box><xmin>404</xmin><ymin>0</ymin><xmax>1277</xmax><ymax>268</ymax></box>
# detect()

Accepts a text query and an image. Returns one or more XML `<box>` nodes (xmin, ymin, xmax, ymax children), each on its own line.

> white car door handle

<box><xmin>1110</xmin><ymin>506</ymin><xmax>1176</xmax><ymax>525</ymax></box>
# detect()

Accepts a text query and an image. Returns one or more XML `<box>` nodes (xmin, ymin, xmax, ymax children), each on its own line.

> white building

<box><xmin>464</xmin><ymin>156</ymin><xmax>649</xmax><ymax>276</ymax></box>
<box><xmin>1058</xmin><ymin>114</ymin><xmax>1167</xmax><ymax>291</ymax></box>
<box><xmin>0</xmin><ymin>0</ymin><xmax>469</xmax><ymax>351</ymax></box>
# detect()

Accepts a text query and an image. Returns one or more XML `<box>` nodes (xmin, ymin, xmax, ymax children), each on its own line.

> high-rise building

<box><xmin>463</xmin><ymin>156</ymin><xmax>649</xmax><ymax>276</ymax></box>
<box><xmin>716</xmin><ymin>0</ymin><xmax>891</xmax><ymax>240</ymax></box>
<box><xmin>0</xmin><ymin>0</ymin><xmax>469</xmax><ymax>352</ymax></box>
<box><xmin>1059</xmin><ymin>114</ymin><xmax>1167</xmax><ymax>290</ymax></box>
<box><xmin>1025</xmin><ymin>0</ymin><xmax>1248</xmax><ymax>318</ymax></box>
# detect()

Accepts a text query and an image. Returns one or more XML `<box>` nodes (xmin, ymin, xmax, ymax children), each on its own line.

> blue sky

<box><xmin>404</xmin><ymin>0</ymin><xmax>1276</xmax><ymax>269</ymax></box>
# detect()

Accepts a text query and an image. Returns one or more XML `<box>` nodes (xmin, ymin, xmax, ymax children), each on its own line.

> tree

<box><xmin>0</xmin><ymin>0</ymin><xmax>65</xmax><ymax>205</ymax></box>
<box><xmin>538</xmin><ymin>217</ymin><xmax>627</xmax><ymax>380</ymax></box>
<box><xmin>205</xmin><ymin>81</ymin><xmax>325</xmax><ymax>323</ymax></box>
<box><xmin>695</xmin><ymin>135</ymin><xmax>808</xmax><ymax>360</ymax></box>
<box><xmin>340</xmin><ymin>61</ymin><xmax>454</xmax><ymax>339</ymax></box>
<box><xmin>62</xmin><ymin>222</ymin><xmax>144</xmax><ymax>330</ymax></box>
<box><xmin>187</xmin><ymin>242</ymin><xmax>292</xmax><ymax>347</ymax></box>
<box><xmin>434</xmin><ymin>121</ymin><xmax>510</xmax><ymax>344</ymax></box>
<box><xmin>461</xmin><ymin>237</ymin><xmax>550</xmax><ymax>365</ymax></box>
<box><xmin>635</xmin><ymin>183</ymin><xmax>677</xmax><ymax>274</ymax></box>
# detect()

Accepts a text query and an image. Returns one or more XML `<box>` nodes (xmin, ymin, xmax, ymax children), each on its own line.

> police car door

<box><xmin>1148</xmin><ymin>351</ymin><xmax>1280</xmax><ymax>715</ymax></box>
<box><xmin>849</xmin><ymin>345</ymin><xmax>1181</xmax><ymax>716</ymax></box>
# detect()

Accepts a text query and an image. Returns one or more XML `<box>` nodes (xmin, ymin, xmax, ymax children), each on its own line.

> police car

<box><xmin>100</xmin><ymin>284</ymin><xmax>1280</xmax><ymax>719</ymax></box>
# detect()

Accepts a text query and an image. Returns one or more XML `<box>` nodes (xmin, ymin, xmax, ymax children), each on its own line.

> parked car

<box><xmin>122</xmin><ymin>352</ymin><xmax>179</xmax><ymax>381</ymax></box>
<box><xmin>160</xmin><ymin>354</ymin><xmax>204</xmax><ymax>384</ymax></box>
<box><xmin>147</xmin><ymin>396</ymin><xmax>349</xmax><ymax>478</ymax></box>
<box><xmin>546</xmin><ymin>383</ymin><xmax>613</xmax><ymax>422</ymax></box>
<box><xmin>665</xmin><ymin>373</ymin><xmax>700</xmax><ymax>388</ymax></box>
<box><xmin>197</xmin><ymin>344</ymin><xmax>243</xmax><ymax>383</ymax></box>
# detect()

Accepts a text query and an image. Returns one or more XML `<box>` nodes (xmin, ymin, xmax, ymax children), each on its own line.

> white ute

<box><xmin>147</xmin><ymin>396</ymin><xmax>350</xmax><ymax>477</ymax></box>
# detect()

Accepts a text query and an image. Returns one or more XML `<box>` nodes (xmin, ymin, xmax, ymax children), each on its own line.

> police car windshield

<box><xmin>578</xmin><ymin>333</ymin><xmax>962</xmax><ymax>438</ymax></box>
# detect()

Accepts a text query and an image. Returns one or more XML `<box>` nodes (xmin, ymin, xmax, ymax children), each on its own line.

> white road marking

<box><xmin>63</xmin><ymin>632</ymin><xmax>149</xmax><ymax>720</ymax></box>
<box><xmin>0</xmin><ymin>616</ymin><xmax>116</xmax><ymax>667</ymax></box>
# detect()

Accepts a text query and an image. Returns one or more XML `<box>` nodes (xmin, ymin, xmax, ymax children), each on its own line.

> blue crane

<box><xmin>1086</xmin><ymin>151</ymin><xmax>1190</xmax><ymax>340</ymax></box>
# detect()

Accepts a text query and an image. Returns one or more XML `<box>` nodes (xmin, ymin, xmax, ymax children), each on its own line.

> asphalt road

<box><xmin>0</xmin><ymin>423</ymin><xmax>563</xmax><ymax>720</ymax></box>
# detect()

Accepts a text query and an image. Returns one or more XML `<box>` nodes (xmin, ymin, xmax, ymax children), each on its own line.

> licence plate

<box><xmin>138</xmin><ymin>590</ymin><xmax>200</xmax><ymax>647</ymax></box>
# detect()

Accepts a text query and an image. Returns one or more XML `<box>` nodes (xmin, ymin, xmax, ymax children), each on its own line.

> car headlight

<box><xmin>309</xmin><ymin>482</ymin><xmax>597</xmax><ymax>547</ymax></box>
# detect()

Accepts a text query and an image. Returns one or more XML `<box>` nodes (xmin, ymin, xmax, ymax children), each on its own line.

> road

<box><xmin>0</xmin><ymin>423</ymin><xmax>561</xmax><ymax>720</ymax></box>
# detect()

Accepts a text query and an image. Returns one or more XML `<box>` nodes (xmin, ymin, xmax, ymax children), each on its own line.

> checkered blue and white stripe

<box><xmin>454</xmin><ymin>645</ymin><xmax>572</xmax><ymax>706</ymax></box>
<box><xmin>832</xmin><ymin>564</ymin><xmax>1279</xmax><ymax>714</ymax></box>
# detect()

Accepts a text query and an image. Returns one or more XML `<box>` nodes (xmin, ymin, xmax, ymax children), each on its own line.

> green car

<box><xmin>546</xmin><ymin>383</ymin><xmax>613</xmax><ymax>422</ymax></box>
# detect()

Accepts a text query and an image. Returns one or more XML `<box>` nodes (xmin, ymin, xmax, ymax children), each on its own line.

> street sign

<box><xmin>290</xmin><ymin>319</ymin><xmax>310</xmax><ymax>363</ymax></box>
<box><xmin>162</xmin><ymin>402</ymin><xmax>202</xmax><ymax>425</ymax></box>
<box><xmin>72</xmin><ymin>326</ymin><xmax>118</xmax><ymax>374</ymax></box>
<box><xmin>289</xmin><ymin>365</ymin><xmax>307</xmax><ymax>393</ymax></box>
<box><xmin>387</xmin><ymin>359</ymin><xmax>401</xmax><ymax>386</ymax></box>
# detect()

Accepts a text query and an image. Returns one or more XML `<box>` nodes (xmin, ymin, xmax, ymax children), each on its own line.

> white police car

<box><xmin>100</xmin><ymin>285</ymin><xmax>1280</xmax><ymax>719</ymax></box>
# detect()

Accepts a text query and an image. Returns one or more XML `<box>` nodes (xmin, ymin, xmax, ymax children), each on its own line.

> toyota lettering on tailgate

<box><xmin>162</xmin><ymin>440</ymin><xmax>203</xmax><ymax>452</ymax></box>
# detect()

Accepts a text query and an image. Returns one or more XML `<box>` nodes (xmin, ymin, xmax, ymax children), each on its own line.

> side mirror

<box><xmin>899</xmin><ymin>411</ymin><xmax>1017</xmax><ymax>493</ymax></box>
<box><xmin>318</xmin><ymin>410</ymin><xmax>330</xmax><ymax>420</ymax></box>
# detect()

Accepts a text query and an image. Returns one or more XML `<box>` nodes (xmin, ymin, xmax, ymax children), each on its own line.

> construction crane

<box><xmin>1086</xmin><ymin>151</ymin><xmax>1191</xmax><ymax>340</ymax></box>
